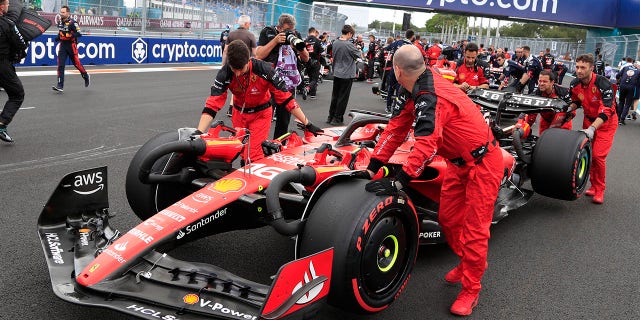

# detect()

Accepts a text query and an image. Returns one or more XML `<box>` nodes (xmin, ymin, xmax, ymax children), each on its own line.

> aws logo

<box><xmin>72</xmin><ymin>171</ymin><xmax>104</xmax><ymax>195</ymax></box>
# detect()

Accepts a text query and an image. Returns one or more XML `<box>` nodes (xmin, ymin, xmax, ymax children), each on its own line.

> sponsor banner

<box><xmin>340</xmin><ymin>0</ymin><xmax>618</xmax><ymax>28</ymax></box>
<box><xmin>39</xmin><ymin>12</ymin><xmax>222</xmax><ymax>30</ymax></box>
<box><xmin>18</xmin><ymin>34</ymin><xmax>222</xmax><ymax>66</ymax></box>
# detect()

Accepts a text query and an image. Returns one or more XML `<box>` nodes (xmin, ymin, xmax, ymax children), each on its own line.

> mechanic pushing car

<box><xmin>196</xmin><ymin>40</ymin><xmax>322</xmax><ymax>162</ymax></box>
<box><xmin>360</xmin><ymin>45</ymin><xmax>503</xmax><ymax>316</ymax></box>
<box><xmin>567</xmin><ymin>53</ymin><xmax>618</xmax><ymax>204</ymax></box>
<box><xmin>525</xmin><ymin>70</ymin><xmax>575</xmax><ymax>134</ymax></box>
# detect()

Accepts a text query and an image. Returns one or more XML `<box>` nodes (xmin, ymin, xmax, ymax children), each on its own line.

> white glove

<box><xmin>580</xmin><ymin>126</ymin><xmax>596</xmax><ymax>140</ymax></box>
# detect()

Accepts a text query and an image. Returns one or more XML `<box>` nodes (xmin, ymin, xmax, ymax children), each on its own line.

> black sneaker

<box><xmin>309</xmin><ymin>95</ymin><xmax>317</xmax><ymax>100</ymax></box>
<box><xmin>83</xmin><ymin>73</ymin><xmax>90</xmax><ymax>87</ymax></box>
<box><xmin>52</xmin><ymin>86</ymin><xmax>64</xmax><ymax>92</ymax></box>
<box><xmin>0</xmin><ymin>125</ymin><xmax>13</xmax><ymax>143</ymax></box>
<box><xmin>325</xmin><ymin>116</ymin><xmax>333</xmax><ymax>124</ymax></box>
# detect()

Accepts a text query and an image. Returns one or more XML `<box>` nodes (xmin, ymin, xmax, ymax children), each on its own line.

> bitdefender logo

<box><xmin>132</xmin><ymin>38</ymin><xmax>147</xmax><ymax>64</ymax></box>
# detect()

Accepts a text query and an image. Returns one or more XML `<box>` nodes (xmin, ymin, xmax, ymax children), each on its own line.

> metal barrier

<box><xmin>29</xmin><ymin>0</ymin><xmax>347</xmax><ymax>39</ymax></box>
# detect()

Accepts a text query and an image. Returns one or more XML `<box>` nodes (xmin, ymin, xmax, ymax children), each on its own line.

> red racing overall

<box><xmin>202</xmin><ymin>58</ymin><xmax>299</xmax><ymax>161</ymax></box>
<box><xmin>367</xmin><ymin>67</ymin><xmax>503</xmax><ymax>295</ymax></box>
<box><xmin>569</xmin><ymin>73</ymin><xmax>617</xmax><ymax>197</ymax></box>
<box><xmin>525</xmin><ymin>84</ymin><xmax>574</xmax><ymax>134</ymax></box>
<box><xmin>454</xmin><ymin>59</ymin><xmax>489</xmax><ymax>88</ymax></box>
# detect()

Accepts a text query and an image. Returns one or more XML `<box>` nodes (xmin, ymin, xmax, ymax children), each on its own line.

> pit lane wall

<box><xmin>17</xmin><ymin>35</ymin><xmax>222</xmax><ymax>66</ymax></box>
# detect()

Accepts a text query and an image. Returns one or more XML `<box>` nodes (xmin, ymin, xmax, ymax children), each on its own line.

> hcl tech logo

<box><xmin>132</xmin><ymin>38</ymin><xmax>147</xmax><ymax>64</ymax></box>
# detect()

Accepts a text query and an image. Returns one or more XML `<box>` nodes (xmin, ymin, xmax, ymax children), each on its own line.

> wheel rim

<box><xmin>360</xmin><ymin>210</ymin><xmax>409</xmax><ymax>296</ymax></box>
<box><xmin>377</xmin><ymin>235</ymin><xmax>399</xmax><ymax>272</ymax></box>
<box><xmin>575</xmin><ymin>146</ymin><xmax>591</xmax><ymax>192</ymax></box>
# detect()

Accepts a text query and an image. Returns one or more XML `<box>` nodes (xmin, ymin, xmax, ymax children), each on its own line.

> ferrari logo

<box><xmin>592</xmin><ymin>87</ymin><xmax>596</xmax><ymax>94</ymax></box>
<box><xmin>458</xmin><ymin>73</ymin><xmax>466</xmax><ymax>80</ymax></box>
<box><xmin>209</xmin><ymin>178</ymin><xmax>246</xmax><ymax>193</ymax></box>
<box><xmin>578</xmin><ymin>93</ymin><xmax>584</xmax><ymax>101</ymax></box>
<box><xmin>251</xmin><ymin>74</ymin><xmax>257</xmax><ymax>82</ymax></box>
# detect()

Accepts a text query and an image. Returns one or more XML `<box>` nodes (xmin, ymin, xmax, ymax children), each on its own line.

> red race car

<box><xmin>38</xmin><ymin>91</ymin><xmax>590</xmax><ymax>319</ymax></box>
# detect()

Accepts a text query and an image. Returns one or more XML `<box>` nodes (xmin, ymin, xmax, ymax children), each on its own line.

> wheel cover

<box><xmin>377</xmin><ymin>235</ymin><xmax>399</xmax><ymax>272</ymax></box>
<box><xmin>360</xmin><ymin>211</ymin><xmax>409</xmax><ymax>296</ymax></box>
<box><xmin>575</xmin><ymin>147</ymin><xmax>591</xmax><ymax>191</ymax></box>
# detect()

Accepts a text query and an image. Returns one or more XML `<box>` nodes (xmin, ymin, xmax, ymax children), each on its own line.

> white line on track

<box><xmin>0</xmin><ymin>144</ymin><xmax>141</xmax><ymax>174</ymax></box>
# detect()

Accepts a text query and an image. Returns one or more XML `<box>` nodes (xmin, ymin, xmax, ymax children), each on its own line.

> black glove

<box><xmin>365</xmin><ymin>178</ymin><xmax>402</xmax><ymax>196</ymax></box>
<box><xmin>297</xmin><ymin>122</ymin><xmax>324</xmax><ymax>136</ymax></box>
<box><xmin>365</xmin><ymin>169</ymin><xmax>410</xmax><ymax>196</ymax></box>
<box><xmin>352</xmin><ymin>170</ymin><xmax>373</xmax><ymax>180</ymax></box>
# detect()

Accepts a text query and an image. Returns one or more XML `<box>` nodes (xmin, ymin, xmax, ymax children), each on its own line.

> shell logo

<box><xmin>183</xmin><ymin>293</ymin><xmax>200</xmax><ymax>304</ymax></box>
<box><xmin>210</xmin><ymin>178</ymin><xmax>246</xmax><ymax>193</ymax></box>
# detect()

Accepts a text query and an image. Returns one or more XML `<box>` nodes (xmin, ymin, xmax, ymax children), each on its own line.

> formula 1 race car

<box><xmin>38</xmin><ymin>90</ymin><xmax>591</xmax><ymax>320</ymax></box>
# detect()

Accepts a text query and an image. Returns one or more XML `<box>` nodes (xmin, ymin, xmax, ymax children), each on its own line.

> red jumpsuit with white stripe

<box><xmin>569</xmin><ymin>73</ymin><xmax>618</xmax><ymax>196</ymax></box>
<box><xmin>367</xmin><ymin>67</ymin><xmax>503</xmax><ymax>295</ymax></box>
<box><xmin>202</xmin><ymin>58</ymin><xmax>300</xmax><ymax>161</ymax></box>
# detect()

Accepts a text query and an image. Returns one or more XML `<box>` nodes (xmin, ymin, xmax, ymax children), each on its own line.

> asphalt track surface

<box><xmin>1</xmin><ymin>63</ymin><xmax>638</xmax><ymax>320</ymax></box>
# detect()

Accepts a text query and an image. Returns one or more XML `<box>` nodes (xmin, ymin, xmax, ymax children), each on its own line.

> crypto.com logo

<box><xmin>132</xmin><ymin>38</ymin><xmax>147</xmax><ymax>63</ymax></box>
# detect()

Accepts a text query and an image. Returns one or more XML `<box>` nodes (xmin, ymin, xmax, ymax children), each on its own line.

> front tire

<box><xmin>530</xmin><ymin>128</ymin><xmax>591</xmax><ymax>200</ymax></box>
<box><xmin>298</xmin><ymin>179</ymin><xmax>419</xmax><ymax>313</ymax></box>
<box><xmin>125</xmin><ymin>131</ymin><xmax>198</xmax><ymax>220</ymax></box>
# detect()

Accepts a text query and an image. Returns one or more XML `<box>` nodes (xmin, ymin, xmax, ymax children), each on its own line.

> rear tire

<box><xmin>126</xmin><ymin>131</ymin><xmax>198</xmax><ymax>220</ymax></box>
<box><xmin>298</xmin><ymin>179</ymin><xmax>419</xmax><ymax>313</ymax></box>
<box><xmin>530</xmin><ymin>128</ymin><xmax>591</xmax><ymax>200</ymax></box>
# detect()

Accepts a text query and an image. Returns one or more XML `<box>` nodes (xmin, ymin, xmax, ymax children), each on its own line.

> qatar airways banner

<box><xmin>38</xmin><ymin>12</ymin><xmax>222</xmax><ymax>30</ymax></box>
<box><xmin>339</xmin><ymin>0</ymin><xmax>627</xmax><ymax>28</ymax></box>
<box><xmin>17</xmin><ymin>35</ymin><xmax>223</xmax><ymax>66</ymax></box>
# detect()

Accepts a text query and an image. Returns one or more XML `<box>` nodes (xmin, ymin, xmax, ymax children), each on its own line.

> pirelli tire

<box><xmin>126</xmin><ymin>131</ymin><xmax>197</xmax><ymax>220</ymax></box>
<box><xmin>529</xmin><ymin>128</ymin><xmax>592</xmax><ymax>201</ymax></box>
<box><xmin>298</xmin><ymin>179</ymin><xmax>419</xmax><ymax>314</ymax></box>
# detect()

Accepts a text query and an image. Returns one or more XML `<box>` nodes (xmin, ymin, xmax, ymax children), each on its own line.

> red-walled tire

<box><xmin>298</xmin><ymin>179</ymin><xmax>419</xmax><ymax>314</ymax></box>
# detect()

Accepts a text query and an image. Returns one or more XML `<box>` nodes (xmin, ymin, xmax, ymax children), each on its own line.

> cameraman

<box><xmin>305</xmin><ymin>27</ymin><xmax>323</xmax><ymax>99</ymax></box>
<box><xmin>0</xmin><ymin>0</ymin><xmax>28</xmax><ymax>143</ymax></box>
<box><xmin>256</xmin><ymin>14</ymin><xmax>309</xmax><ymax>139</ymax></box>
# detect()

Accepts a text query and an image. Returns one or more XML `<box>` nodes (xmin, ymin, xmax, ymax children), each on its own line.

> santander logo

<box><xmin>292</xmin><ymin>261</ymin><xmax>323</xmax><ymax>305</ymax></box>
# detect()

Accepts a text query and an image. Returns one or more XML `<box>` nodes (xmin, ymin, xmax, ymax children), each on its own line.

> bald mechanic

<box><xmin>197</xmin><ymin>40</ymin><xmax>322</xmax><ymax>161</ymax></box>
<box><xmin>361</xmin><ymin>45</ymin><xmax>503</xmax><ymax>316</ymax></box>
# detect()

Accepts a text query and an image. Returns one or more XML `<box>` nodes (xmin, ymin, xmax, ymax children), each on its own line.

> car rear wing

<box><xmin>468</xmin><ymin>88</ymin><xmax>568</xmax><ymax>115</ymax></box>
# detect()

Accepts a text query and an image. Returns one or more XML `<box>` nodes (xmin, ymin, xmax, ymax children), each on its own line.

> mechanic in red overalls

<box><xmin>525</xmin><ymin>70</ymin><xmax>575</xmax><ymax>134</ymax></box>
<box><xmin>196</xmin><ymin>40</ymin><xmax>322</xmax><ymax>161</ymax></box>
<box><xmin>567</xmin><ymin>54</ymin><xmax>618</xmax><ymax>204</ymax></box>
<box><xmin>426</xmin><ymin>39</ymin><xmax>442</xmax><ymax>66</ymax></box>
<box><xmin>453</xmin><ymin>42</ymin><xmax>490</xmax><ymax>93</ymax></box>
<box><xmin>362</xmin><ymin>45</ymin><xmax>503</xmax><ymax>316</ymax></box>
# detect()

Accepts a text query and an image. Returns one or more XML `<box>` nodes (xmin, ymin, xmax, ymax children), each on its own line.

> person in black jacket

<box><xmin>0</xmin><ymin>0</ymin><xmax>28</xmax><ymax>143</ymax></box>
<box><xmin>304</xmin><ymin>27</ymin><xmax>323</xmax><ymax>99</ymax></box>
